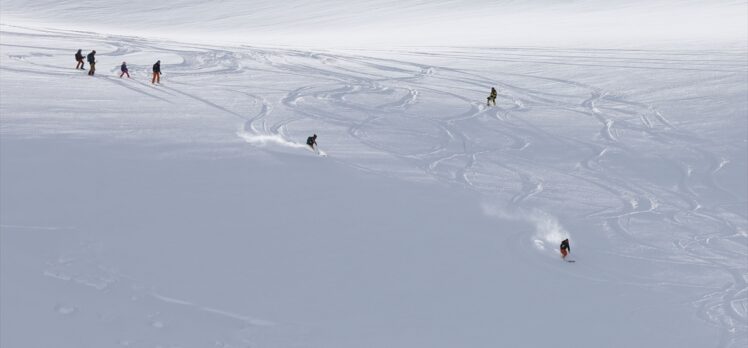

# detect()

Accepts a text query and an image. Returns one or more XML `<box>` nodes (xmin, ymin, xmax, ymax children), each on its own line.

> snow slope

<box><xmin>1</xmin><ymin>2</ymin><xmax>747</xmax><ymax>347</ymax></box>
<box><xmin>1</xmin><ymin>0</ymin><xmax>746</xmax><ymax>47</ymax></box>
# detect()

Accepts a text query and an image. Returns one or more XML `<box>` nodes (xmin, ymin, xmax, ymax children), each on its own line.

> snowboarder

<box><xmin>487</xmin><ymin>87</ymin><xmax>497</xmax><ymax>106</ymax></box>
<box><xmin>120</xmin><ymin>61</ymin><xmax>130</xmax><ymax>78</ymax></box>
<box><xmin>75</xmin><ymin>49</ymin><xmax>85</xmax><ymax>70</ymax></box>
<box><xmin>152</xmin><ymin>60</ymin><xmax>161</xmax><ymax>84</ymax></box>
<box><xmin>560</xmin><ymin>238</ymin><xmax>570</xmax><ymax>260</ymax></box>
<box><xmin>306</xmin><ymin>134</ymin><xmax>317</xmax><ymax>150</ymax></box>
<box><xmin>86</xmin><ymin>50</ymin><xmax>96</xmax><ymax>76</ymax></box>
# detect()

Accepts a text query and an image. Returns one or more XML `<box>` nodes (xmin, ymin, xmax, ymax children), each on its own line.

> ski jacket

<box><xmin>121</xmin><ymin>63</ymin><xmax>128</xmax><ymax>72</ymax></box>
<box><xmin>75</xmin><ymin>50</ymin><xmax>83</xmax><ymax>61</ymax></box>
<box><xmin>153</xmin><ymin>62</ymin><xmax>161</xmax><ymax>73</ymax></box>
<box><xmin>560</xmin><ymin>239</ymin><xmax>570</xmax><ymax>252</ymax></box>
<box><xmin>306</xmin><ymin>136</ymin><xmax>316</xmax><ymax>146</ymax></box>
<box><xmin>490</xmin><ymin>88</ymin><xmax>497</xmax><ymax>97</ymax></box>
<box><xmin>86</xmin><ymin>52</ymin><xmax>95</xmax><ymax>64</ymax></box>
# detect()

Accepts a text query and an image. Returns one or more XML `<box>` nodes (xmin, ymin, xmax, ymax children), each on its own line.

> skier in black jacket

<box><xmin>306</xmin><ymin>134</ymin><xmax>317</xmax><ymax>150</ymax></box>
<box><xmin>86</xmin><ymin>50</ymin><xmax>96</xmax><ymax>76</ymax></box>
<box><xmin>75</xmin><ymin>49</ymin><xmax>85</xmax><ymax>70</ymax></box>
<box><xmin>152</xmin><ymin>60</ymin><xmax>161</xmax><ymax>84</ymax></box>
<box><xmin>487</xmin><ymin>87</ymin><xmax>497</xmax><ymax>106</ymax></box>
<box><xmin>120</xmin><ymin>62</ymin><xmax>130</xmax><ymax>78</ymax></box>
<box><xmin>560</xmin><ymin>239</ymin><xmax>570</xmax><ymax>259</ymax></box>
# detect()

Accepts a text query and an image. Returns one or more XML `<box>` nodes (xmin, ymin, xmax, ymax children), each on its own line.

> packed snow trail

<box><xmin>1</xmin><ymin>24</ymin><xmax>747</xmax><ymax>347</ymax></box>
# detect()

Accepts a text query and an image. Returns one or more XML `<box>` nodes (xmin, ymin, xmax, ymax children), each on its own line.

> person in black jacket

<box><xmin>75</xmin><ymin>49</ymin><xmax>85</xmax><ymax>70</ymax></box>
<box><xmin>306</xmin><ymin>134</ymin><xmax>317</xmax><ymax>150</ymax></box>
<box><xmin>152</xmin><ymin>60</ymin><xmax>161</xmax><ymax>84</ymax></box>
<box><xmin>120</xmin><ymin>61</ymin><xmax>130</xmax><ymax>78</ymax></box>
<box><xmin>86</xmin><ymin>50</ymin><xmax>96</xmax><ymax>76</ymax></box>
<box><xmin>487</xmin><ymin>87</ymin><xmax>497</xmax><ymax>106</ymax></box>
<box><xmin>560</xmin><ymin>238</ymin><xmax>570</xmax><ymax>259</ymax></box>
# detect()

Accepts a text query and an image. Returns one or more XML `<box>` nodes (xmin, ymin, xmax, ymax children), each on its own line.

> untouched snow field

<box><xmin>1</xmin><ymin>1</ymin><xmax>747</xmax><ymax>347</ymax></box>
<box><xmin>2</xmin><ymin>0</ymin><xmax>746</xmax><ymax>47</ymax></box>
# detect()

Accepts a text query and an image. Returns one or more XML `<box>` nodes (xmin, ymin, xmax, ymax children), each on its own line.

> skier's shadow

<box><xmin>102</xmin><ymin>76</ymin><xmax>173</xmax><ymax>103</ymax></box>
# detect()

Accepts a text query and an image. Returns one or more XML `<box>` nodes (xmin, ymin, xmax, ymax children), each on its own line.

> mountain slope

<box><xmin>1</xmin><ymin>18</ymin><xmax>747</xmax><ymax>348</ymax></box>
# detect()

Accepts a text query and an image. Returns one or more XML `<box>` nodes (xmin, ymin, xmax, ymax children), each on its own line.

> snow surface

<box><xmin>1</xmin><ymin>1</ymin><xmax>747</xmax><ymax>347</ymax></box>
<box><xmin>1</xmin><ymin>0</ymin><xmax>747</xmax><ymax>47</ymax></box>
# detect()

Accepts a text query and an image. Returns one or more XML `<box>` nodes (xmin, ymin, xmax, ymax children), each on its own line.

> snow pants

<box><xmin>152</xmin><ymin>72</ymin><xmax>161</xmax><ymax>84</ymax></box>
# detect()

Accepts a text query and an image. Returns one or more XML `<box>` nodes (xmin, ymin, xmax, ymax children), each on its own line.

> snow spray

<box><xmin>237</xmin><ymin>130</ymin><xmax>308</xmax><ymax>149</ymax></box>
<box><xmin>238</xmin><ymin>130</ymin><xmax>328</xmax><ymax>156</ymax></box>
<box><xmin>526</xmin><ymin>210</ymin><xmax>569</xmax><ymax>252</ymax></box>
<box><xmin>482</xmin><ymin>205</ymin><xmax>570</xmax><ymax>254</ymax></box>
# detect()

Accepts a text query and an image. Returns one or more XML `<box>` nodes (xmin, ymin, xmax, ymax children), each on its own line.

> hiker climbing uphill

<box><xmin>75</xmin><ymin>49</ymin><xmax>85</xmax><ymax>70</ymax></box>
<box><xmin>86</xmin><ymin>50</ymin><xmax>96</xmax><ymax>76</ymax></box>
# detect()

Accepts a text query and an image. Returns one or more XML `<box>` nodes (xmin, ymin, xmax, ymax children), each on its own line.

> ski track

<box><xmin>2</xmin><ymin>25</ymin><xmax>747</xmax><ymax>347</ymax></box>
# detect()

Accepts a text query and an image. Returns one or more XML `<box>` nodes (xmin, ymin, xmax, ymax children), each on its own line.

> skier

<box><xmin>560</xmin><ymin>238</ymin><xmax>570</xmax><ymax>260</ymax></box>
<box><xmin>120</xmin><ymin>61</ymin><xmax>130</xmax><ymax>78</ymax></box>
<box><xmin>86</xmin><ymin>50</ymin><xmax>96</xmax><ymax>76</ymax></box>
<box><xmin>152</xmin><ymin>60</ymin><xmax>161</xmax><ymax>84</ymax></box>
<box><xmin>306</xmin><ymin>134</ymin><xmax>317</xmax><ymax>150</ymax></box>
<box><xmin>487</xmin><ymin>87</ymin><xmax>497</xmax><ymax>106</ymax></box>
<box><xmin>75</xmin><ymin>49</ymin><xmax>85</xmax><ymax>70</ymax></box>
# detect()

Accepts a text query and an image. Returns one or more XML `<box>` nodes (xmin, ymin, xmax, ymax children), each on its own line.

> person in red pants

<box><xmin>560</xmin><ymin>238</ymin><xmax>570</xmax><ymax>260</ymax></box>
<box><xmin>152</xmin><ymin>60</ymin><xmax>161</xmax><ymax>84</ymax></box>
<box><xmin>75</xmin><ymin>49</ymin><xmax>85</xmax><ymax>70</ymax></box>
